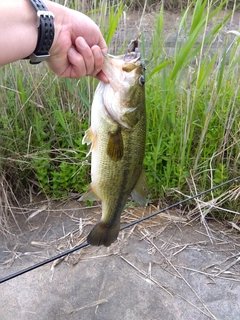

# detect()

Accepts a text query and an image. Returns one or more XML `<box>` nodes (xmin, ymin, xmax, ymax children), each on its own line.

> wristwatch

<box><xmin>27</xmin><ymin>0</ymin><xmax>55</xmax><ymax>64</ymax></box>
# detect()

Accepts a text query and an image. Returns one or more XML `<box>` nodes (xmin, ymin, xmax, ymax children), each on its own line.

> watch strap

<box><xmin>27</xmin><ymin>0</ymin><xmax>55</xmax><ymax>64</ymax></box>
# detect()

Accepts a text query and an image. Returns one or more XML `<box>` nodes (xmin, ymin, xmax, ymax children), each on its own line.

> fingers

<box><xmin>95</xmin><ymin>70</ymin><xmax>109</xmax><ymax>83</ymax></box>
<box><xmin>66</xmin><ymin>37</ymin><xmax>108</xmax><ymax>82</ymax></box>
<box><xmin>75</xmin><ymin>37</ymin><xmax>94</xmax><ymax>76</ymax></box>
<box><xmin>66</xmin><ymin>37</ymin><xmax>92</xmax><ymax>78</ymax></box>
<box><xmin>89</xmin><ymin>45</ymin><xmax>103</xmax><ymax>77</ymax></box>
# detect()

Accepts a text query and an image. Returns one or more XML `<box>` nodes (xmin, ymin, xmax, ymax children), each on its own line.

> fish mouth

<box><xmin>102</xmin><ymin>51</ymin><xmax>141</xmax><ymax>61</ymax></box>
<box><xmin>102</xmin><ymin>51</ymin><xmax>141</xmax><ymax>83</ymax></box>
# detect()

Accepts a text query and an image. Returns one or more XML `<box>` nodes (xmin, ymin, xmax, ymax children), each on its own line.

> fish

<box><xmin>80</xmin><ymin>37</ymin><xmax>147</xmax><ymax>247</ymax></box>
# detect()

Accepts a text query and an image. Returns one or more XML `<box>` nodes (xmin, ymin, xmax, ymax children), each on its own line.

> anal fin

<box><xmin>78</xmin><ymin>187</ymin><xmax>100</xmax><ymax>202</ymax></box>
<box><xmin>131</xmin><ymin>170</ymin><xmax>148</xmax><ymax>206</ymax></box>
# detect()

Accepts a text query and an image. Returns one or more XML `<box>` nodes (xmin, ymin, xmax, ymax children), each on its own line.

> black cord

<box><xmin>1</xmin><ymin>176</ymin><xmax>239</xmax><ymax>284</ymax></box>
<box><xmin>121</xmin><ymin>175</ymin><xmax>240</xmax><ymax>230</ymax></box>
<box><xmin>0</xmin><ymin>242</ymin><xmax>89</xmax><ymax>284</ymax></box>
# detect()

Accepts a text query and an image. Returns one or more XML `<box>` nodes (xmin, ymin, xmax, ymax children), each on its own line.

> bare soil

<box><xmin>1</xmin><ymin>198</ymin><xmax>240</xmax><ymax>320</ymax></box>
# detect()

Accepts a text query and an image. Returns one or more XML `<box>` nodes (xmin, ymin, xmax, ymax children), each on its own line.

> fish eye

<box><xmin>139</xmin><ymin>75</ymin><xmax>145</xmax><ymax>86</ymax></box>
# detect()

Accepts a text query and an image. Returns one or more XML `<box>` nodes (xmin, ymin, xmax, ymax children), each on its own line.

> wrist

<box><xmin>42</xmin><ymin>1</ymin><xmax>65</xmax><ymax>58</ymax></box>
<box><xmin>25</xmin><ymin>0</ymin><xmax>55</xmax><ymax>64</ymax></box>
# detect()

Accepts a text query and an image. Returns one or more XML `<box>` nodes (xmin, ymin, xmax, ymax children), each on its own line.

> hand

<box><xmin>46</xmin><ymin>2</ymin><xmax>108</xmax><ymax>82</ymax></box>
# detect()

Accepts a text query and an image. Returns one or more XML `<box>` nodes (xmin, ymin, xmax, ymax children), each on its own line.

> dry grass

<box><xmin>1</xmin><ymin>199</ymin><xmax>239</xmax><ymax>319</ymax></box>
<box><xmin>0</xmin><ymin>172</ymin><xmax>22</xmax><ymax>237</ymax></box>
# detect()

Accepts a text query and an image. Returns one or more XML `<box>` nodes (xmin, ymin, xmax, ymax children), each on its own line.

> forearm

<box><xmin>0</xmin><ymin>0</ymin><xmax>65</xmax><ymax>66</ymax></box>
<box><xmin>0</xmin><ymin>0</ymin><xmax>39</xmax><ymax>65</ymax></box>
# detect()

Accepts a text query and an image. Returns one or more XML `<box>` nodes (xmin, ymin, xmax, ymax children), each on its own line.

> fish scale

<box><xmin>80</xmin><ymin>39</ymin><xmax>147</xmax><ymax>246</ymax></box>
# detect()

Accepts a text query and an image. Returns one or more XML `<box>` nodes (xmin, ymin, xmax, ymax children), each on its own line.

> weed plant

<box><xmin>145</xmin><ymin>0</ymin><xmax>240</xmax><ymax>212</ymax></box>
<box><xmin>0</xmin><ymin>0</ymin><xmax>239</xmax><ymax>222</ymax></box>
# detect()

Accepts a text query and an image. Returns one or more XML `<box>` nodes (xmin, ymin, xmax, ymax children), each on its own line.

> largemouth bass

<box><xmin>80</xmin><ymin>38</ymin><xmax>147</xmax><ymax>246</ymax></box>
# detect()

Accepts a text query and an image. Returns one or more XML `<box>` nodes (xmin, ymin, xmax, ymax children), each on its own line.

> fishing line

<box><xmin>1</xmin><ymin>175</ymin><xmax>239</xmax><ymax>284</ymax></box>
<box><xmin>121</xmin><ymin>175</ymin><xmax>240</xmax><ymax>231</ymax></box>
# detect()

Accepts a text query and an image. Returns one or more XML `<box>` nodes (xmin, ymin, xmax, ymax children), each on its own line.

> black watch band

<box><xmin>27</xmin><ymin>0</ymin><xmax>55</xmax><ymax>64</ymax></box>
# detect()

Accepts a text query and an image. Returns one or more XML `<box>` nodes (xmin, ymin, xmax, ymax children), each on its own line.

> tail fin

<box><xmin>87</xmin><ymin>222</ymin><xmax>120</xmax><ymax>247</ymax></box>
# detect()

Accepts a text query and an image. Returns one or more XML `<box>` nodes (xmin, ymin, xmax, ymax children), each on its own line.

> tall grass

<box><xmin>0</xmin><ymin>0</ymin><xmax>239</xmax><ymax>228</ymax></box>
<box><xmin>145</xmin><ymin>0</ymin><xmax>240</xmax><ymax>209</ymax></box>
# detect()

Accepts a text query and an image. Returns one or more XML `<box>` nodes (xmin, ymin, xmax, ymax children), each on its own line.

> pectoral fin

<box><xmin>107</xmin><ymin>127</ymin><xmax>124</xmax><ymax>161</ymax></box>
<box><xmin>82</xmin><ymin>127</ymin><xmax>96</xmax><ymax>156</ymax></box>
<box><xmin>82</xmin><ymin>127</ymin><xmax>93</xmax><ymax>145</ymax></box>
<box><xmin>131</xmin><ymin>170</ymin><xmax>148</xmax><ymax>206</ymax></box>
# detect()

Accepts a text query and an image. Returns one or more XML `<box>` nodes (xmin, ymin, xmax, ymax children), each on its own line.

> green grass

<box><xmin>0</xmin><ymin>0</ymin><xmax>239</xmax><ymax>221</ymax></box>
<box><xmin>145</xmin><ymin>0</ymin><xmax>240</xmax><ymax>210</ymax></box>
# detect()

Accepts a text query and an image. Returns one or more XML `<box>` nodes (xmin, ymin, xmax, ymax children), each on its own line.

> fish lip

<box><xmin>101</xmin><ymin>51</ymin><xmax>143</xmax><ymax>91</ymax></box>
<box><xmin>102</xmin><ymin>52</ymin><xmax>122</xmax><ymax>61</ymax></box>
<box><xmin>102</xmin><ymin>51</ymin><xmax>141</xmax><ymax>64</ymax></box>
<box><xmin>102</xmin><ymin>52</ymin><xmax>141</xmax><ymax>77</ymax></box>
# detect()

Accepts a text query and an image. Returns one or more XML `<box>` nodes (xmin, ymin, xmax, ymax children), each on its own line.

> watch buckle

<box><xmin>36</xmin><ymin>10</ymin><xmax>54</xmax><ymax>27</ymax></box>
<box><xmin>29</xmin><ymin>53</ymin><xmax>50</xmax><ymax>64</ymax></box>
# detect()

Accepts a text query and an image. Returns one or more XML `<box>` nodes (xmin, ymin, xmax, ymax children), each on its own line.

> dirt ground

<box><xmin>1</xmin><ymin>10</ymin><xmax>240</xmax><ymax>320</ymax></box>
<box><xmin>1</xmin><ymin>199</ymin><xmax>240</xmax><ymax>320</ymax></box>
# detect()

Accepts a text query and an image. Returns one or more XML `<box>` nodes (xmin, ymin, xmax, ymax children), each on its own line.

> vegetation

<box><xmin>0</xmin><ymin>0</ymin><xmax>239</xmax><ymax>226</ymax></box>
<box><xmin>127</xmin><ymin>0</ymin><xmax>238</xmax><ymax>11</ymax></box>
<box><xmin>145</xmin><ymin>1</ymin><xmax>240</xmax><ymax>199</ymax></box>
